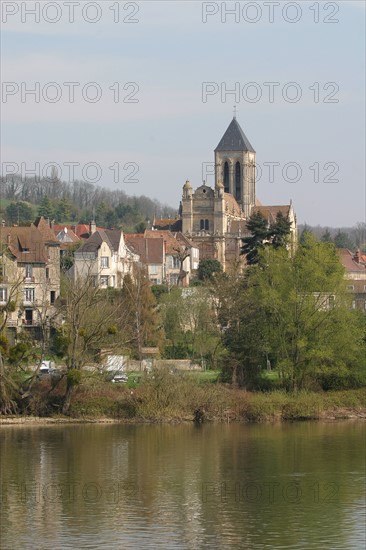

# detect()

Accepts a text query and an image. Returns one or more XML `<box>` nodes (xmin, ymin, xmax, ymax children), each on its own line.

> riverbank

<box><xmin>1</xmin><ymin>382</ymin><xmax>366</xmax><ymax>424</ymax></box>
<box><xmin>1</xmin><ymin>410</ymin><xmax>366</xmax><ymax>426</ymax></box>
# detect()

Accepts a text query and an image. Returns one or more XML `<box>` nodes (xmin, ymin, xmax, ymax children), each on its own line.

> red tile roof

<box><xmin>52</xmin><ymin>224</ymin><xmax>104</xmax><ymax>239</ymax></box>
<box><xmin>0</xmin><ymin>225</ymin><xmax>49</xmax><ymax>263</ymax></box>
<box><xmin>34</xmin><ymin>216</ymin><xmax>59</xmax><ymax>243</ymax></box>
<box><xmin>144</xmin><ymin>230</ymin><xmax>182</xmax><ymax>255</ymax></box>
<box><xmin>172</xmin><ymin>232</ymin><xmax>196</xmax><ymax>248</ymax></box>
<box><xmin>338</xmin><ymin>248</ymin><xmax>366</xmax><ymax>274</ymax></box>
<box><xmin>125</xmin><ymin>235</ymin><xmax>164</xmax><ymax>264</ymax></box>
<box><xmin>253</xmin><ymin>205</ymin><xmax>291</xmax><ymax>224</ymax></box>
<box><xmin>153</xmin><ymin>219</ymin><xmax>182</xmax><ymax>232</ymax></box>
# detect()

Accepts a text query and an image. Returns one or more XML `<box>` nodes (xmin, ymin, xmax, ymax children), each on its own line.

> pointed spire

<box><xmin>215</xmin><ymin>117</ymin><xmax>255</xmax><ymax>153</ymax></box>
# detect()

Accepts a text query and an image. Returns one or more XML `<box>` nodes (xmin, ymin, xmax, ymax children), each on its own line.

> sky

<box><xmin>1</xmin><ymin>0</ymin><xmax>365</xmax><ymax>226</ymax></box>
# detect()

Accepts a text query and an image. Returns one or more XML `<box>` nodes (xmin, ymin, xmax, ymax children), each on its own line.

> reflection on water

<box><xmin>0</xmin><ymin>422</ymin><xmax>365</xmax><ymax>549</ymax></box>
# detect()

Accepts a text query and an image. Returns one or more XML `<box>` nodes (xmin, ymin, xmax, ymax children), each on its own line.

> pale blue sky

<box><xmin>1</xmin><ymin>1</ymin><xmax>365</xmax><ymax>225</ymax></box>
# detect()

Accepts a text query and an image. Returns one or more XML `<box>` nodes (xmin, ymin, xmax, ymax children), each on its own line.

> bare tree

<box><xmin>0</xmin><ymin>252</ymin><xmax>23</xmax><ymax>414</ymax></box>
<box><xmin>59</xmin><ymin>270</ymin><xmax>134</xmax><ymax>414</ymax></box>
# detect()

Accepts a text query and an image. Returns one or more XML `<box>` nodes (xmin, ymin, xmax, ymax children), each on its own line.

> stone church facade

<box><xmin>155</xmin><ymin>116</ymin><xmax>297</xmax><ymax>271</ymax></box>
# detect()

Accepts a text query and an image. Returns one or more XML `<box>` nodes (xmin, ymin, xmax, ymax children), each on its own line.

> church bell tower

<box><xmin>214</xmin><ymin>115</ymin><xmax>256</xmax><ymax>218</ymax></box>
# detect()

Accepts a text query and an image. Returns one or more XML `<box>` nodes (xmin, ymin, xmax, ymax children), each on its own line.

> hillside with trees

<box><xmin>0</xmin><ymin>175</ymin><xmax>176</xmax><ymax>233</ymax></box>
<box><xmin>298</xmin><ymin>223</ymin><xmax>366</xmax><ymax>251</ymax></box>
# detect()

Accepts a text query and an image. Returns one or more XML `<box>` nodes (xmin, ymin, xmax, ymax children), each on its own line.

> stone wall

<box><xmin>155</xmin><ymin>359</ymin><xmax>202</xmax><ymax>371</ymax></box>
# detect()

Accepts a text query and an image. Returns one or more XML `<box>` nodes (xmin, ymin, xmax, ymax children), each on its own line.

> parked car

<box><xmin>111</xmin><ymin>374</ymin><xmax>128</xmax><ymax>383</ymax></box>
<box><xmin>37</xmin><ymin>363</ymin><xmax>62</xmax><ymax>380</ymax></box>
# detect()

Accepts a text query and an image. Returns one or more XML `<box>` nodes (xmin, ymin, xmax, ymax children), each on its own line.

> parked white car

<box><xmin>111</xmin><ymin>374</ymin><xmax>128</xmax><ymax>383</ymax></box>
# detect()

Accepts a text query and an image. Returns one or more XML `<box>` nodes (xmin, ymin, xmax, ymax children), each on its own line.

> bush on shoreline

<box><xmin>3</xmin><ymin>368</ymin><xmax>366</xmax><ymax>423</ymax></box>
<box><xmin>65</xmin><ymin>370</ymin><xmax>366</xmax><ymax>422</ymax></box>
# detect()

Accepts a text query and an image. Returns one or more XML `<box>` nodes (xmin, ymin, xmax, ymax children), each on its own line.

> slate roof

<box><xmin>78</xmin><ymin>229</ymin><xmax>122</xmax><ymax>254</ymax></box>
<box><xmin>55</xmin><ymin>227</ymin><xmax>80</xmax><ymax>244</ymax></box>
<box><xmin>215</xmin><ymin>117</ymin><xmax>255</xmax><ymax>153</ymax></box>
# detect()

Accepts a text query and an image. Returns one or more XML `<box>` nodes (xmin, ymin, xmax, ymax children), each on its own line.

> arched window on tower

<box><xmin>223</xmin><ymin>162</ymin><xmax>229</xmax><ymax>193</ymax></box>
<box><xmin>200</xmin><ymin>219</ymin><xmax>209</xmax><ymax>231</ymax></box>
<box><xmin>235</xmin><ymin>161</ymin><xmax>241</xmax><ymax>201</ymax></box>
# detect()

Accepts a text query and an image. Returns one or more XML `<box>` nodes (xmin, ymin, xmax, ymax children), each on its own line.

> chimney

<box><xmin>7</xmin><ymin>234</ymin><xmax>11</xmax><ymax>245</ymax></box>
<box><xmin>354</xmin><ymin>249</ymin><xmax>360</xmax><ymax>264</ymax></box>
<box><xmin>89</xmin><ymin>220</ymin><xmax>96</xmax><ymax>234</ymax></box>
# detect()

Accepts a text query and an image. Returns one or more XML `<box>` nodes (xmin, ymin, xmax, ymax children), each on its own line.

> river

<box><xmin>0</xmin><ymin>421</ymin><xmax>365</xmax><ymax>549</ymax></box>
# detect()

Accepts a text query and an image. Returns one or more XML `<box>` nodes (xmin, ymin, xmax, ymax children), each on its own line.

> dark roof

<box><xmin>103</xmin><ymin>229</ymin><xmax>122</xmax><ymax>251</ymax></box>
<box><xmin>78</xmin><ymin>229</ymin><xmax>122</xmax><ymax>254</ymax></box>
<box><xmin>215</xmin><ymin>117</ymin><xmax>255</xmax><ymax>153</ymax></box>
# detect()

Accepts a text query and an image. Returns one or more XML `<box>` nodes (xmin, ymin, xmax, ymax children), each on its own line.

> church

<box><xmin>154</xmin><ymin>116</ymin><xmax>297</xmax><ymax>270</ymax></box>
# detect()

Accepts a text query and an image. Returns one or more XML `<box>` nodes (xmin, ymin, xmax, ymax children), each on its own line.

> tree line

<box><xmin>299</xmin><ymin>223</ymin><xmax>366</xmax><ymax>251</ymax></box>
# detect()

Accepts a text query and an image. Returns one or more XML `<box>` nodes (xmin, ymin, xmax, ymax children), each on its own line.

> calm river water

<box><xmin>0</xmin><ymin>421</ymin><xmax>365</xmax><ymax>549</ymax></box>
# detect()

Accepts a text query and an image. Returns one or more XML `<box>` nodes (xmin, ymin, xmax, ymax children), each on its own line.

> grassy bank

<box><xmin>8</xmin><ymin>369</ymin><xmax>364</xmax><ymax>423</ymax></box>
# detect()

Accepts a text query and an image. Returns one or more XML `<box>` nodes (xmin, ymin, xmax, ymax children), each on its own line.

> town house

<box><xmin>0</xmin><ymin>218</ymin><xmax>60</xmax><ymax>339</ymax></box>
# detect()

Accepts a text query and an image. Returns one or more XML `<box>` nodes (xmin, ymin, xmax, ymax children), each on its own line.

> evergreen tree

<box><xmin>5</xmin><ymin>201</ymin><xmax>34</xmax><ymax>225</ymax></box>
<box><xmin>299</xmin><ymin>224</ymin><xmax>313</xmax><ymax>244</ymax></box>
<box><xmin>270</xmin><ymin>211</ymin><xmax>292</xmax><ymax>249</ymax></box>
<box><xmin>197</xmin><ymin>259</ymin><xmax>223</xmax><ymax>281</ymax></box>
<box><xmin>241</xmin><ymin>211</ymin><xmax>269</xmax><ymax>265</ymax></box>
<box><xmin>321</xmin><ymin>228</ymin><xmax>333</xmax><ymax>243</ymax></box>
<box><xmin>334</xmin><ymin>230</ymin><xmax>353</xmax><ymax>249</ymax></box>
<box><xmin>55</xmin><ymin>197</ymin><xmax>73</xmax><ymax>222</ymax></box>
<box><xmin>38</xmin><ymin>195</ymin><xmax>54</xmax><ymax>219</ymax></box>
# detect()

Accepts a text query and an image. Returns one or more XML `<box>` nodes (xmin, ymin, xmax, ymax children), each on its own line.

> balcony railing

<box><xmin>24</xmin><ymin>276</ymin><xmax>35</xmax><ymax>283</ymax></box>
